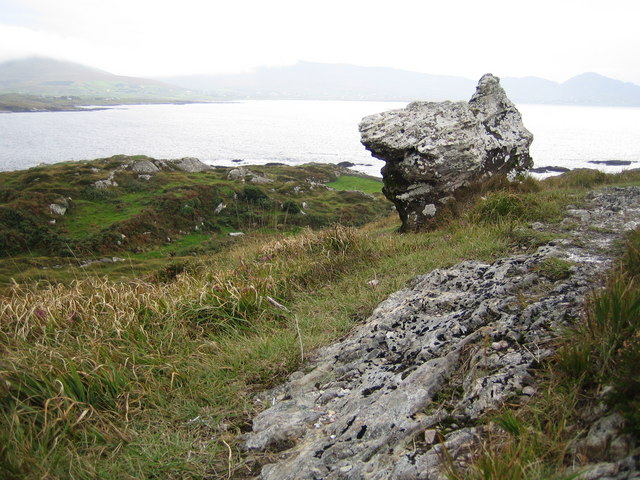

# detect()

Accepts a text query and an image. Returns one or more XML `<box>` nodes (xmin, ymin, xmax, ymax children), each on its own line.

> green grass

<box><xmin>326</xmin><ymin>175</ymin><xmax>383</xmax><ymax>194</ymax></box>
<box><xmin>0</xmin><ymin>157</ymin><xmax>391</xmax><ymax>283</ymax></box>
<box><xmin>62</xmin><ymin>197</ymin><xmax>148</xmax><ymax>240</ymax></box>
<box><xmin>1</xmin><ymin>168</ymin><xmax>640</xmax><ymax>478</ymax></box>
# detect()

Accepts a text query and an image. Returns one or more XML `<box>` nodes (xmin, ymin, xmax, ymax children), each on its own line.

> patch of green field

<box><xmin>326</xmin><ymin>175</ymin><xmax>383</xmax><ymax>194</ymax></box>
<box><xmin>62</xmin><ymin>196</ymin><xmax>148</xmax><ymax>239</ymax></box>
<box><xmin>0</xmin><ymin>157</ymin><xmax>392</xmax><ymax>265</ymax></box>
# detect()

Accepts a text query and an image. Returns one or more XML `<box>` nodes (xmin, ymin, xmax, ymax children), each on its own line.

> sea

<box><xmin>1</xmin><ymin>101</ymin><xmax>639</xmax><ymax>178</ymax></box>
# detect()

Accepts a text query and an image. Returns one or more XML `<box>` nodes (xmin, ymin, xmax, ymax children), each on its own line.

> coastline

<box><xmin>0</xmin><ymin>96</ymin><xmax>219</xmax><ymax>113</ymax></box>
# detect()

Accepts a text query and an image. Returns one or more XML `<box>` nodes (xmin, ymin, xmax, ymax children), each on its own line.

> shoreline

<box><xmin>0</xmin><ymin>99</ymin><xmax>222</xmax><ymax>113</ymax></box>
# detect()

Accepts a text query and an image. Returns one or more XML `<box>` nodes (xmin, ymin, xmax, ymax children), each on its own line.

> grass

<box><xmin>326</xmin><ymin>175</ymin><xmax>384</xmax><ymax>194</ymax></box>
<box><xmin>1</xmin><ymin>167</ymin><xmax>639</xmax><ymax>478</ymax></box>
<box><xmin>0</xmin><ymin>157</ymin><xmax>391</xmax><ymax>284</ymax></box>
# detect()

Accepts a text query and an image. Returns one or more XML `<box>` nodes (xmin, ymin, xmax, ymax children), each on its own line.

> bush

<box><xmin>281</xmin><ymin>200</ymin><xmax>301</xmax><ymax>214</ymax></box>
<box><xmin>240</xmin><ymin>185</ymin><xmax>272</xmax><ymax>207</ymax></box>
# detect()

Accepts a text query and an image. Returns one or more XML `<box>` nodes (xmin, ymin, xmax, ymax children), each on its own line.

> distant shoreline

<box><xmin>0</xmin><ymin>94</ymin><xmax>228</xmax><ymax>113</ymax></box>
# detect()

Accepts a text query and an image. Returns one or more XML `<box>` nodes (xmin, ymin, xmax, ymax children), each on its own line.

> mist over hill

<box><xmin>160</xmin><ymin>61</ymin><xmax>477</xmax><ymax>101</ymax></box>
<box><xmin>2</xmin><ymin>57</ymin><xmax>640</xmax><ymax>107</ymax></box>
<box><xmin>161</xmin><ymin>61</ymin><xmax>640</xmax><ymax>106</ymax></box>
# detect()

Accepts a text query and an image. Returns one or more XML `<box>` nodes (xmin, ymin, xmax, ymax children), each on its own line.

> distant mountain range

<box><xmin>2</xmin><ymin>57</ymin><xmax>640</xmax><ymax>107</ymax></box>
<box><xmin>161</xmin><ymin>61</ymin><xmax>640</xmax><ymax>106</ymax></box>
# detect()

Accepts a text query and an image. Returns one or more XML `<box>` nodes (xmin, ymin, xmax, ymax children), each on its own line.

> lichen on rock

<box><xmin>359</xmin><ymin>73</ymin><xmax>533</xmax><ymax>231</ymax></box>
<box><xmin>243</xmin><ymin>187</ymin><xmax>640</xmax><ymax>480</ymax></box>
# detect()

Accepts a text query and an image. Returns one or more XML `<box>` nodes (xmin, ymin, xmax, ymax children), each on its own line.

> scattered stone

<box><xmin>226</xmin><ymin>166</ymin><xmax>273</xmax><ymax>184</ymax></box>
<box><xmin>227</xmin><ymin>167</ymin><xmax>250</xmax><ymax>181</ymax></box>
<box><xmin>79</xmin><ymin>257</ymin><xmax>126</xmax><ymax>268</ymax></box>
<box><xmin>360</xmin><ymin>73</ymin><xmax>533</xmax><ymax>231</ymax></box>
<box><xmin>424</xmin><ymin>429</ymin><xmax>438</xmax><ymax>444</ymax></box>
<box><xmin>93</xmin><ymin>170</ymin><xmax>118</xmax><ymax>189</ymax></box>
<box><xmin>229</xmin><ymin>232</ymin><xmax>245</xmax><ymax>237</ymax></box>
<box><xmin>579</xmin><ymin>414</ymin><xmax>630</xmax><ymax>462</ymax></box>
<box><xmin>214</xmin><ymin>202</ymin><xmax>227</xmax><ymax>214</ymax></box>
<box><xmin>250</xmin><ymin>175</ymin><xmax>274</xmax><ymax>184</ymax></box>
<box><xmin>94</xmin><ymin>178</ymin><xmax>117</xmax><ymax>189</ymax></box>
<box><xmin>577</xmin><ymin>455</ymin><xmax>640</xmax><ymax>480</ymax></box>
<box><xmin>49</xmin><ymin>198</ymin><xmax>69</xmax><ymax>216</ymax></box>
<box><xmin>491</xmin><ymin>340</ymin><xmax>509</xmax><ymax>351</ymax></box>
<box><xmin>137</xmin><ymin>174</ymin><xmax>152</xmax><ymax>180</ymax></box>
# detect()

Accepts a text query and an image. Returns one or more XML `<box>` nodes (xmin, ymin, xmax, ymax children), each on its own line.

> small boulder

<box><xmin>359</xmin><ymin>73</ymin><xmax>533</xmax><ymax>231</ymax></box>
<box><xmin>227</xmin><ymin>167</ymin><xmax>250</xmax><ymax>180</ymax></box>
<box><xmin>49</xmin><ymin>197</ymin><xmax>70</xmax><ymax>216</ymax></box>
<box><xmin>130</xmin><ymin>159</ymin><xmax>160</xmax><ymax>173</ymax></box>
<box><xmin>167</xmin><ymin>157</ymin><xmax>211</xmax><ymax>173</ymax></box>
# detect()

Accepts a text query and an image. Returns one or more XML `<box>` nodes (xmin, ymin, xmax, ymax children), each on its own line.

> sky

<box><xmin>0</xmin><ymin>0</ymin><xmax>639</xmax><ymax>84</ymax></box>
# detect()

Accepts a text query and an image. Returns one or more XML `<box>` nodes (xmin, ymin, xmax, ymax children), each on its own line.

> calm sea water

<box><xmin>1</xmin><ymin>101</ymin><xmax>639</xmax><ymax>177</ymax></box>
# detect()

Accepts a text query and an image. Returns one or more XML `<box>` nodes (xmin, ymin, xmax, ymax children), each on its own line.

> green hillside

<box><xmin>0</xmin><ymin>157</ymin><xmax>388</xmax><ymax>285</ymax></box>
<box><xmin>1</xmin><ymin>165</ymin><xmax>639</xmax><ymax>479</ymax></box>
<box><xmin>0</xmin><ymin>58</ymin><xmax>213</xmax><ymax>110</ymax></box>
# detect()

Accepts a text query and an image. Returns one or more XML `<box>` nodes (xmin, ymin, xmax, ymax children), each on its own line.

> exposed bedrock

<box><xmin>359</xmin><ymin>74</ymin><xmax>533</xmax><ymax>231</ymax></box>
<box><xmin>243</xmin><ymin>187</ymin><xmax>640</xmax><ymax>479</ymax></box>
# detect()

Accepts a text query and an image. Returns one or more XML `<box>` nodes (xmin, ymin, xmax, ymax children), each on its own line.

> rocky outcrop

<box><xmin>164</xmin><ymin>157</ymin><xmax>211</xmax><ymax>173</ymax></box>
<box><xmin>243</xmin><ymin>187</ymin><xmax>640</xmax><ymax>479</ymax></box>
<box><xmin>359</xmin><ymin>74</ymin><xmax>533</xmax><ymax>231</ymax></box>
<box><xmin>92</xmin><ymin>157</ymin><xmax>212</xmax><ymax>189</ymax></box>
<box><xmin>93</xmin><ymin>170</ymin><xmax>118</xmax><ymax>189</ymax></box>
<box><xmin>227</xmin><ymin>167</ymin><xmax>273</xmax><ymax>184</ymax></box>
<box><xmin>130</xmin><ymin>159</ymin><xmax>160</xmax><ymax>173</ymax></box>
<box><xmin>129</xmin><ymin>157</ymin><xmax>211</xmax><ymax>174</ymax></box>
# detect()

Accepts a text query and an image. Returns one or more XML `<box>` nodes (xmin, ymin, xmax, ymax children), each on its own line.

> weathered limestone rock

<box><xmin>359</xmin><ymin>74</ymin><xmax>533</xmax><ymax>231</ymax></box>
<box><xmin>130</xmin><ymin>159</ymin><xmax>160</xmax><ymax>173</ymax></box>
<box><xmin>93</xmin><ymin>170</ymin><xmax>118</xmax><ymax>189</ymax></box>
<box><xmin>128</xmin><ymin>157</ymin><xmax>211</xmax><ymax>175</ymax></box>
<box><xmin>227</xmin><ymin>167</ymin><xmax>273</xmax><ymax>184</ymax></box>
<box><xmin>165</xmin><ymin>157</ymin><xmax>211</xmax><ymax>173</ymax></box>
<box><xmin>243</xmin><ymin>187</ymin><xmax>640</xmax><ymax>479</ymax></box>
<box><xmin>49</xmin><ymin>197</ymin><xmax>70</xmax><ymax>216</ymax></box>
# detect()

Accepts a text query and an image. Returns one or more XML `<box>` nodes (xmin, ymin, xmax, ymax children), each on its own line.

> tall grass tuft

<box><xmin>0</xmin><ymin>223</ymin><xmax>378</xmax><ymax>478</ymax></box>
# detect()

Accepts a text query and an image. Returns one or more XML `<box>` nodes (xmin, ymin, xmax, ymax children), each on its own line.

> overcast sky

<box><xmin>1</xmin><ymin>0</ymin><xmax>639</xmax><ymax>84</ymax></box>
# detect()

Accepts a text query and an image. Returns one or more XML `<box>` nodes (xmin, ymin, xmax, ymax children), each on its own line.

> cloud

<box><xmin>1</xmin><ymin>0</ymin><xmax>639</xmax><ymax>83</ymax></box>
<box><xmin>0</xmin><ymin>24</ymin><xmax>82</xmax><ymax>61</ymax></box>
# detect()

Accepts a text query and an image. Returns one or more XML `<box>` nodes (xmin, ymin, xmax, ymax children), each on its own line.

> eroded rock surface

<box><xmin>244</xmin><ymin>187</ymin><xmax>640</xmax><ymax>479</ymax></box>
<box><xmin>359</xmin><ymin>74</ymin><xmax>533</xmax><ymax>231</ymax></box>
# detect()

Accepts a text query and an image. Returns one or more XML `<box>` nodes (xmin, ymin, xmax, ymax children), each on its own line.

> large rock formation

<box><xmin>243</xmin><ymin>187</ymin><xmax>640</xmax><ymax>479</ymax></box>
<box><xmin>359</xmin><ymin>74</ymin><xmax>533</xmax><ymax>231</ymax></box>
